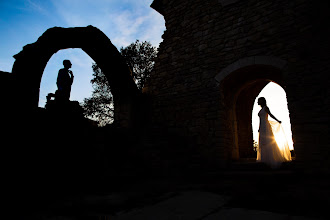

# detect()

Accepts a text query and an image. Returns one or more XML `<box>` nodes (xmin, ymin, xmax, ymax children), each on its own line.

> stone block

<box><xmin>218</xmin><ymin>0</ymin><xmax>240</xmax><ymax>7</ymax></box>
<box><xmin>148</xmin><ymin>0</ymin><xmax>330</xmax><ymax>174</ymax></box>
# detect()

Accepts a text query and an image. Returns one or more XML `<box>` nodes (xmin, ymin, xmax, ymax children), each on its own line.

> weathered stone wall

<box><xmin>11</xmin><ymin>26</ymin><xmax>140</xmax><ymax>128</ymax></box>
<box><xmin>148</xmin><ymin>0</ymin><xmax>330</xmax><ymax>171</ymax></box>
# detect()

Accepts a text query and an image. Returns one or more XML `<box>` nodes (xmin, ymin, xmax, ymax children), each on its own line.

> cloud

<box><xmin>109</xmin><ymin>11</ymin><xmax>148</xmax><ymax>46</ymax></box>
<box><xmin>26</xmin><ymin>0</ymin><xmax>49</xmax><ymax>15</ymax></box>
<box><xmin>137</xmin><ymin>11</ymin><xmax>165</xmax><ymax>47</ymax></box>
<box><xmin>50</xmin><ymin>0</ymin><xmax>165</xmax><ymax>48</ymax></box>
<box><xmin>105</xmin><ymin>7</ymin><xmax>165</xmax><ymax>48</ymax></box>
<box><xmin>37</xmin><ymin>0</ymin><xmax>165</xmax><ymax>107</ymax></box>
<box><xmin>1</xmin><ymin>0</ymin><xmax>165</xmax><ymax>107</ymax></box>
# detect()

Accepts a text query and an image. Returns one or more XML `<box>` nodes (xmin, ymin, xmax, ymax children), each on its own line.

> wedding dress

<box><xmin>256</xmin><ymin>106</ymin><xmax>292</xmax><ymax>169</ymax></box>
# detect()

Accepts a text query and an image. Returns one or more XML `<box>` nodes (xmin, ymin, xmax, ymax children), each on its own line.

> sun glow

<box><xmin>269</xmin><ymin>120</ymin><xmax>293</xmax><ymax>160</ymax></box>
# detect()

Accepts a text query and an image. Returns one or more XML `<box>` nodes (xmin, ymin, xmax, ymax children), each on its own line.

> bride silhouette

<box><xmin>256</xmin><ymin>97</ymin><xmax>292</xmax><ymax>169</ymax></box>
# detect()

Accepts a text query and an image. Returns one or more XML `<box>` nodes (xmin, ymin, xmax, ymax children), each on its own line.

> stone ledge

<box><xmin>215</xmin><ymin>56</ymin><xmax>287</xmax><ymax>83</ymax></box>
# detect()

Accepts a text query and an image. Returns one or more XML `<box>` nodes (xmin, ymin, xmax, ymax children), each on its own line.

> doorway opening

<box><xmin>214</xmin><ymin>56</ymin><xmax>298</xmax><ymax>167</ymax></box>
<box><xmin>218</xmin><ymin>61</ymin><xmax>293</xmax><ymax>161</ymax></box>
<box><xmin>252</xmin><ymin>82</ymin><xmax>294</xmax><ymax>157</ymax></box>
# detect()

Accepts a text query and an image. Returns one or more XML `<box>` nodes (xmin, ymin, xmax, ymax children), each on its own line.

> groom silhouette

<box><xmin>56</xmin><ymin>60</ymin><xmax>74</xmax><ymax>101</ymax></box>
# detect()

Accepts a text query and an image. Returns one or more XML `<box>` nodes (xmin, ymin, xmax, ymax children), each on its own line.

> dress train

<box><xmin>257</xmin><ymin>107</ymin><xmax>292</xmax><ymax>169</ymax></box>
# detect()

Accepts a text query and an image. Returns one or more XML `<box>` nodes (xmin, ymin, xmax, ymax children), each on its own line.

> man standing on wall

<box><xmin>56</xmin><ymin>59</ymin><xmax>74</xmax><ymax>101</ymax></box>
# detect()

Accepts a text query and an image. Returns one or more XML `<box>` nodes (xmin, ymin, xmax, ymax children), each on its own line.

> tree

<box><xmin>82</xmin><ymin>63</ymin><xmax>114</xmax><ymax>126</ymax></box>
<box><xmin>81</xmin><ymin>40</ymin><xmax>157</xmax><ymax>126</ymax></box>
<box><xmin>120</xmin><ymin>40</ymin><xmax>157</xmax><ymax>90</ymax></box>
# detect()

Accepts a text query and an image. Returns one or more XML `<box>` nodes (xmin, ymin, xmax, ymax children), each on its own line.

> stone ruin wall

<box><xmin>1</xmin><ymin>0</ymin><xmax>329</xmax><ymax>173</ymax></box>
<box><xmin>147</xmin><ymin>0</ymin><xmax>330</xmax><ymax>171</ymax></box>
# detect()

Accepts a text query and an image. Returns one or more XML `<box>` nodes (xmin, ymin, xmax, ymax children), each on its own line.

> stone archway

<box><xmin>11</xmin><ymin>26</ymin><xmax>139</xmax><ymax>127</ymax></box>
<box><xmin>216</xmin><ymin>56</ymin><xmax>289</xmax><ymax>160</ymax></box>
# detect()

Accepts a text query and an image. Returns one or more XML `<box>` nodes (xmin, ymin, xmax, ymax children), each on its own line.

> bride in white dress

<box><xmin>256</xmin><ymin>97</ymin><xmax>292</xmax><ymax>169</ymax></box>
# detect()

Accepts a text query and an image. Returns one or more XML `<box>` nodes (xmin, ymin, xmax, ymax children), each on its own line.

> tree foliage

<box><xmin>120</xmin><ymin>40</ymin><xmax>157</xmax><ymax>90</ymax></box>
<box><xmin>82</xmin><ymin>63</ymin><xmax>114</xmax><ymax>126</ymax></box>
<box><xmin>81</xmin><ymin>40</ymin><xmax>157</xmax><ymax>126</ymax></box>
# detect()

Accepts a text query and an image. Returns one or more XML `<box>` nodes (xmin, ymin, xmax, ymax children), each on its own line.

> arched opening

<box><xmin>11</xmin><ymin>26</ymin><xmax>139</xmax><ymax>127</ymax></box>
<box><xmin>231</xmin><ymin>76</ymin><xmax>277</xmax><ymax>159</ymax></box>
<box><xmin>216</xmin><ymin>56</ymin><xmax>293</xmax><ymax>161</ymax></box>
<box><xmin>252</xmin><ymin>82</ymin><xmax>294</xmax><ymax>155</ymax></box>
<box><xmin>39</xmin><ymin>48</ymin><xmax>94</xmax><ymax>108</ymax></box>
<box><xmin>38</xmin><ymin>48</ymin><xmax>115</xmax><ymax>125</ymax></box>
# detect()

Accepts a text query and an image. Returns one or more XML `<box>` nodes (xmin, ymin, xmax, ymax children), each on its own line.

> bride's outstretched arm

<box><xmin>265</xmin><ymin>107</ymin><xmax>282</xmax><ymax>123</ymax></box>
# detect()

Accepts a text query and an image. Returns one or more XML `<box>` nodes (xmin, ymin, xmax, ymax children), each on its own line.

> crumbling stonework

<box><xmin>148</xmin><ymin>0</ymin><xmax>330</xmax><ymax>171</ymax></box>
<box><xmin>11</xmin><ymin>26</ymin><xmax>140</xmax><ymax>128</ymax></box>
<box><xmin>2</xmin><ymin>1</ymin><xmax>329</xmax><ymax>176</ymax></box>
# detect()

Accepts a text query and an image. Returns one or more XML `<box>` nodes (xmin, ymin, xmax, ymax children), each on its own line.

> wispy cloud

<box><xmin>50</xmin><ymin>0</ymin><xmax>165</xmax><ymax>48</ymax></box>
<box><xmin>42</xmin><ymin>0</ymin><xmax>164</xmax><ymax>106</ymax></box>
<box><xmin>106</xmin><ymin>9</ymin><xmax>165</xmax><ymax>48</ymax></box>
<box><xmin>26</xmin><ymin>0</ymin><xmax>48</xmax><ymax>15</ymax></box>
<box><xmin>12</xmin><ymin>0</ymin><xmax>52</xmax><ymax>18</ymax></box>
<box><xmin>108</xmin><ymin>10</ymin><xmax>149</xmax><ymax>46</ymax></box>
<box><xmin>1</xmin><ymin>0</ymin><xmax>165</xmax><ymax>107</ymax></box>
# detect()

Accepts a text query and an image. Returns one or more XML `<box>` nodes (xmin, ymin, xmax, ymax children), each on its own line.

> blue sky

<box><xmin>0</xmin><ymin>0</ymin><xmax>165</xmax><ymax>107</ymax></box>
<box><xmin>0</xmin><ymin>1</ymin><xmax>293</xmax><ymax>148</ymax></box>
